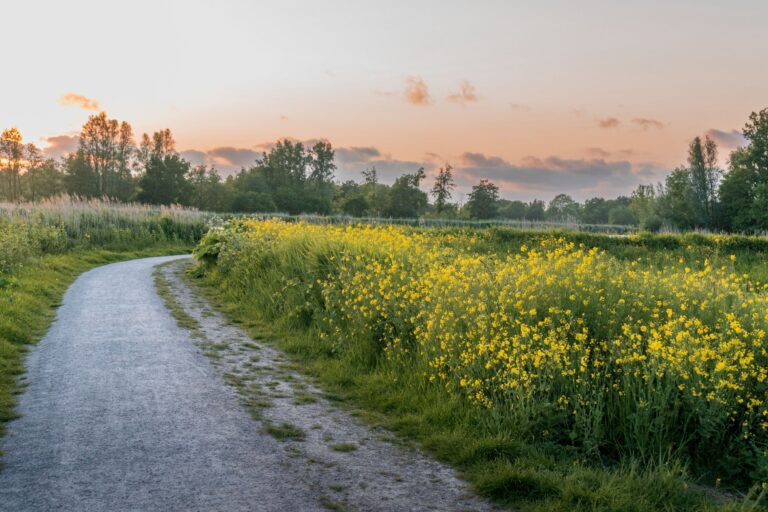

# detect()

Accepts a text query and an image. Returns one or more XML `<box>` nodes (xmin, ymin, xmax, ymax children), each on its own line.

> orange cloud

<box><xmin>59</xmin><ymin>92</ymin><xmax>100</xmax><ymax>111</ymax></box>
<box><xmin>598</xmin><ymin>117</ymin><xmax>621</xmax><ymax>129</ymax></box>
<box><xmin>631</xmin><ymin>117</ymin><xmax>664</xmax><ymax>130</ymax></box>
<box><xmin>42</xmin><ymin>134</ymin><xmax>79</xmax><ymax>159</ymax></box>
<box><xmin>404</xmin><ymin>76</ymin><xmax>431</xmax><ymax>106</ymax></box>
<box><xmin>448</xmin><ymin>81</ymin><xmax>478</xmax><ymax>105</ymax></box>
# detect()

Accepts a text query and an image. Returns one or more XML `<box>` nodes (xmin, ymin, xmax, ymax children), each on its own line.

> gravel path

<box><xmin>0</xmin><ymin>256</ymin><xmax>496</xmax><ymax>512</ymax></box>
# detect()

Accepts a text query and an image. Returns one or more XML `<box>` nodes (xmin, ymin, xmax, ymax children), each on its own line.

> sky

<box><xmin>2</xmin><ymin>0</ymin><xmax>766</xmax><ymax>202</ymax></box>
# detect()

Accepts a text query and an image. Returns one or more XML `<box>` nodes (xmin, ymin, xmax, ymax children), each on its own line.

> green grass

<box><xmin>192</xmin><ymin>276</ymin><xmax>767</xmax><ymax>511</ymax></box>
<box><xmin>265</xmin><ymin>422</ymin><xmax>306</xmax><ymax>441</ymax></box>
<box><xmin>329</xmin><ymin>443</ymin><xmax>358</xmax><ymax>452</ymax></box>
<box><xmin>190</xmin><ymin>219</ymin><xmax>768</xmax><ymax>511</ymax></box>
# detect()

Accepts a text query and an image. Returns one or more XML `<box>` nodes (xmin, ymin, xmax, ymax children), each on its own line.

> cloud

<box><xmin>41</xmin><ymin>134</ymin><xmax>79</xmax><ymax>159</ymax></box>
<box><xmin>59</xmin><ymin>93</ymin><xmax>100</xmax><ymax>111</ymax></box>
<box><xmin>404</xmin><ymin>76</ymin><xmax>431</xmax><ymax>106</ymax></box>
<box><xmin>631</xmin><ymin>117</ymin><xmax>665</xmax><ymax>130</ymax></box>
<box><xmin>456</xmin><ymin>151</ymin><xmax>664</xmax><ymax>200</ymax></box>
<box><xmin>179</xmin><ymin>146</ymin><xmax>261</xmax><ymax>172</ymax></box>
<box><xmin>335</xmin><ymin>146</ymin><xmax>382</xmax><ymax>163</ymax></box>
<box><xmin>334</xmin><ymin>144</ymin><xmax>430</xmax><ymax>183</ymax></box>
<box><xmin>705</xmin><ymin>128</ymin><xmax>747</xmax><ymax>149</ymax></box>
<box><xmin>179</xmin><ymin>149</ymin><xmax>209</xmax><ymax>167</ymax></box>
<box><xmin>598</xmin><ymin>117</ymin><xmax>621</xmax><ymax>129</ymax></box>
<box><xmin>510</xmin><ymin>103</ymin><xmax>531</xmax><ymax>111</ymax></box>
<box><xmin>447</xmin><ymin>81</ymin><xmax>478</xmax><ymax>105</ymax></box>
<box><xmin>585</xmin><ymin>147</ymin><xmax>612</xmax><ymax>158</ymax></box>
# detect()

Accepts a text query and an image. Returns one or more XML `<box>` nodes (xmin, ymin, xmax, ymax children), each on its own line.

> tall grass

<box><xmin>0</xmin><ymin>196</ymin><xmax>211</xmax><ymax>274</ymax></box>
<box><xmin>195</xmin><ymin>218</ymin><xmax>768</xmax><ymax>509</ymax></box>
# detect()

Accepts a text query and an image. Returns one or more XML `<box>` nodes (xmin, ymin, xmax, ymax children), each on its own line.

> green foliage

<box><xmin>466</xmin><ymin>179</ymin><xmax>500</xmax><ymax>219</ymax></box>
<box><xmin>195</xmin><ymin>220</ymin><xmax>768</xmax><ymax>510</ymax></box>
<box><xmin>383</xmin><ymin>168</ymin><xmax>427</xmax><ymax>218</ymax></box>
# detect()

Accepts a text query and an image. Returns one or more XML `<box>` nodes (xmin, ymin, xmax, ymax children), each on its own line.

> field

<box><xmin>0</xmin><ymin>198</ymin><xmax>210</xmax><ymax>440</ymax></box>
<box><xmin>194</xmin><ymin>218</ymin><xmax>768</xmax><ymax>511</ymax></box>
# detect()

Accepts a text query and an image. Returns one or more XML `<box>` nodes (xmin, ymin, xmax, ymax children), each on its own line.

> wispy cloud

<box><xmin>510</xmin><ymin>103</ymin><xmax>531</xmax><ymax>111</ymax></box>
<box><xmin>59</xmin><ymin>93</ymin><xmax>100</xmax><ymax>111</ymax></box>
<box><xmin>598</xmin><ymin>117</ymin><xmax>621</xmax><ymax>129</ymax></box>
<box><xmin>447</xmin><ymin>81</ymin><xmax>478</xmax><ymax>105</ymax></box>
<box><xmin>404</xmin><ymin>76</ymin><xmax>431</xmax><ymax>106</ymax></box>
<box><xmin>631</xmin><ymin>117</ymin><xmax>665</xmax><ymax>130</ymax></box>
<box><xmin>705</xmin><ymin>128</ymin><xmax>747</xmax><ymax>149</ymax></box>
<box><xmin>181</xmin><ymin>146</ymin><xmax>261</xmax><ymax>171</ymax></box>
<box><xmin>585</xmin><ymin>147</ymin><xmax>612</xmax><ymax>158</ymax></box>
<box><xmin>335</xmin><ymin>144</ymin><xmax>431</xmax><ymax>182</ymax></box>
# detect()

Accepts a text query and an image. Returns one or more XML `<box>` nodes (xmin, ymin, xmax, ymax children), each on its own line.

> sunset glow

<box><xmin>2</xmin><ymin>0</ymin><xmax>766</xmax><ymax>200</ymax></box>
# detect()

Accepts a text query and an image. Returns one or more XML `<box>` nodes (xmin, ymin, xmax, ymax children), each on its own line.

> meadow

<box><xmin>194</xmin><ymin>218</ymin><xmax>768</xmax><ymax>511</ymax></box>
<box><xmin>0</xmin><ymin>198</ymin><xmax>210</xmax><ymax>441</ymax></box>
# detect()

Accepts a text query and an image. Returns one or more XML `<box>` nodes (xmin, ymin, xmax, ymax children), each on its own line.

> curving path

<box><xmin>0</xmin><ymin>256</ymin><xmax>495</xmax><ymax>512</ymax></box>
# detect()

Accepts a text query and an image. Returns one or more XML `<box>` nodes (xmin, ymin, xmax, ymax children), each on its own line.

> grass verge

<box><xmin>187</xmin><ymin>267</ymin><xmax>765</xmax><ymax>512</ymax></box>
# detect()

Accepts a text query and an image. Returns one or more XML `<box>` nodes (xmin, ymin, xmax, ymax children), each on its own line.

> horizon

<box><xmin>2</xmin><ymin>0</ymin><xmax>766</xmax><ymax>202</ymax></box>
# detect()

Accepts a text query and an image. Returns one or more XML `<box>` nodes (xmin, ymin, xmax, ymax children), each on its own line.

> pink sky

<box><xmin>2</xmin><ymin>0</ymin><xmax>765</xmax><ymax>201</ymax></box>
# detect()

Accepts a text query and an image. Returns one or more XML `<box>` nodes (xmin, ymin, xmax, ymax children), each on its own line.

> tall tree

<box><xmin>465</xmin><ymin>179</ymin><xmax>500</xmax><ymax>219</ymax></box>
<box><xmin>718</xmin><ymin>108</ymin><xmax>768</xmax><ymax>231</ymax></box>
<box><xmin>430</xmin><ymin>164</ymin><xmax>455</xmax><ymax>214</ymax></box>
<box><xmin>525</xmin><ymin>199</ymin><xmax>546</xmax><ymax>221</ymax></box>
<box><xmin>384</xmin><ymin>168</ymin><xmax>427</xmax><ymax>218</ymax></box>
<box><xmin>497</xmin><ymin>199</ymin><xmax>527</xmax><ymax>220</ymax></box>
<box><xmin>137</xmin><ymin>129</ymin><xmax>191</xmax><ymax>205</ymax></box>
<box><xmin>687</xmin><ymin>136</ymin><xmax>721</xmax><ymax>228</ymax></box>
<box><xmin>0</xmin><ymin>127</ymin><xmax>25</xmax><ymax>201</ymax></box>
<box><xmin>308</xmin><ymin>141</ymin><xmax>336</xmax><ymax>186</ymax></box>
<box><xmin>78</xmin><ymin>112</ymin><xmax>135</xmax><ymax>199</ymax></box>
<box><xmin>362</xmin><ymin>167</ymin><xmax>381</xmax><ymax>216</ymax></box>
<box><xmin>546</xmin><ymin>193</ymin><xmax>580</xmax><ymax>222</ymax></box>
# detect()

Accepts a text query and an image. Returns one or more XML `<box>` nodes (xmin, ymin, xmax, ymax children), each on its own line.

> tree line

<box><xmin>1</xmin><ymin>108</ymin><xmax>766</xmax><ymax>231</ymax></box>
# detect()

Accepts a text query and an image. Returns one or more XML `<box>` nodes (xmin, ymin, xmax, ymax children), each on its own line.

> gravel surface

<box><xmin>0</xmin><ymin>256</ymin><xmax>496</xmax><ymax>512</ymax></box>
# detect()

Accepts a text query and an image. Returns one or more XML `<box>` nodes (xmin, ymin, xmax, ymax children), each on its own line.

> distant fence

<box><xmin>238</xmin><ymin>213</ymin><xmax>638</xmax><ymax>234</ymax></box>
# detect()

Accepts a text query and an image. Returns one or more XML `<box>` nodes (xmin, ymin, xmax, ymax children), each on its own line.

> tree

<box><xmin>188</xmin><ymin>165</ymin><xmax>232</xmax><ymax>211</ymax></box>
<box><xmin>719</xmin><ymin>148</ymin><xmax>756</xmax><ymax>231</ymax></box>
<box><xmin>78</xmin><ymin>112</ymin><xmax>135</xmax><ymax>199</ymax></box>
<box><xmin>525</xmin><ymin>199</ymin><xmax>546</xmax><ymax>221</ymax></box>
<box><xmin>465</xmin><ymin>179</ymin><xmax>500</xmax><ymax>219</ymax></box>
<box><xmin>687</xmin><ymin>136</ymin><xmax>721</xmax><ymax>228</ymax></box>
<box><xmin>262</xmin><ymin>139</ymin><xmax>308</xmax><ymax>187</ymax></box>
<box><xmin>430</xmin><ymin>165</ymin><xmax>455</xmax><ymax>214</ymax></box>
<box><xmin>308</xmin><ymin>141</ymin><xmax>336</xmax><ymax>186</ymax></box>
<box><xmin>336</xmin><ymin>180</ymin><xmax>369</xmax><ymax>217</ymax></box>
<box><xmin>497</xmin><ymin>199</ymin><xmax>527</xmax><ymax>220</ymax></box>
<box><xmin>362</xmin><ymin>167</ymin><xmax>383</xmax><ymax>216</ymax></box>
<box><xmin>137</xmin><ymin>129</ymin><xmax>191</xmax><ymax>205</ymax></box>
<box><xmin>718</xmin><ymin>108</ymin><xmax>768</xmax><ymax>231</ymax></box>
<box><xmin>630</xmin><ymin>184</ymin><xmax>660</xmax><ymax>230</ymax></box>
<box><xmin>384</xmin><ymin>168</ymin><xmax>427</xmax><ymax>218</ymax></box>
<box><xmin>0</xmin><ymin>128</ymin><xmax>24</xmax><ymax>201</ymax></box>
<box><xmin>546</xmin><ymin>193</ymin><xmax>580</xmax><ymax>222</ymax></box>
<box><xmin>22</xmin><ymin>145</ymin><xmax>63</xmax><ymax>201</ymax></box>
<box><xmin>581</xmin><ymin>197</ymin><xmax>609</xmax><ymax>224</ymax></box>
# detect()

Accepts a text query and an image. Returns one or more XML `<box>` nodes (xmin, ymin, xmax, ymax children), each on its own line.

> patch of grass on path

<box><xmin>265</xmin><ymin>422</ymin><xmax>305</xmax><ymax>442</ymax></box>
<box><xmin>329</xmin><ymin>443</ymin><xmax>358</xmax><ymax>453</ymax></box>
<box><xmin>0</xmin><ymin>246</ymin><xmax>192</xmax><ymax>451</ymax></box>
